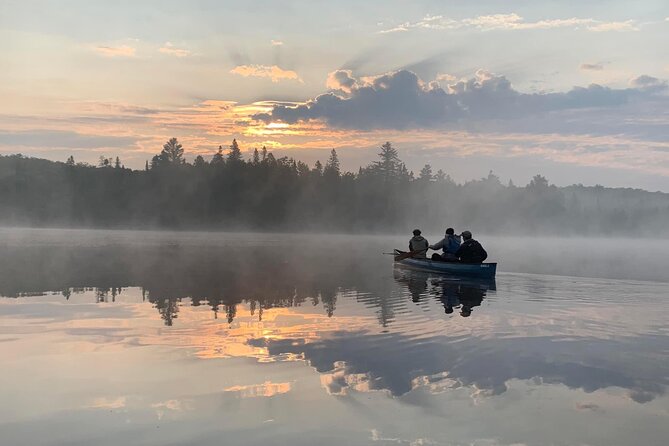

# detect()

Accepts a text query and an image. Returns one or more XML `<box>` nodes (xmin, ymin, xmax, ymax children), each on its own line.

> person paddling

<box><xmin>429</xmin><ymin>227</ymin><xmax>461</xmax><ymax>262</ymax></box>
<box><xmin>408</xmin><ymin>229</ymin><xmax>429</xmax><ymax>259</ymax></box>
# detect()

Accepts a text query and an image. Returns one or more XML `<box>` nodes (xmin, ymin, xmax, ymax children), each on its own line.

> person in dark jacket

<box><xmin>408</xmin><ymin>229</ymin><xmax>429</xmax><ymax>259</ymax></box>
<box><xmin>455</xmin><ymin>230</ymin><xmax>488</xmax><ymax>263</ymax></box>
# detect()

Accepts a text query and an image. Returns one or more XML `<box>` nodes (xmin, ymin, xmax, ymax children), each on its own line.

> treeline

<box><xmin>1</xmin><ymin>138</ymin><xmax>668</xmax><ymax>235</ymax></box>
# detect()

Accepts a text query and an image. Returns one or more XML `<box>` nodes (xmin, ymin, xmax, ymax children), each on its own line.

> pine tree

<box><xmin>418</xmin><ymin>164</ymin><xmax>433</xmax><ymax>181</ymax></box>
<box><xmin>193</xmin><ymin>155</ymin><xmax>207</xmax><ymax>167</ymax></box>
<box><xmin>211</xmin><ymin>146</ymin><xmax>225</xmax><ymax>165</ymax></box>
<box><xmin>324</xmin><ymin>149</ymin><xmax>340</xmax><ymax>177</ymax></box>
<box><xmin>65</xmin><ymin>155</ymin><xmax>75</xmax><ymax>166</ymax></box>
<box><xmin>374</xmin><ymin>141</ymin><xmax>401</xmax><ymax>180</ymax></box>
<box><xmin>227</xmin><ymin>139</ymin><xmax>242</xmax><ymax>163</ymax></box>
<box><xmin>157</xmin><ymin>138</ymin><xmax>185</xmax><ymax>166</ymax></box>
<box><xmin>252</xmin><ymin>148</ymin><xmax>260</xmax><ymax>165</ymax></box>
<box><xmin>313</xmin><ymin>160</ymin><xmax>323</xmax><ymax>176</ymax></box>
<box><xmin>114</xmin><ymin>157</ymin><xmax>121</xmax><ymax>169</ymax></box>
<box><xmin>145</xmin><ymin>160</ymin><xmax>149</xmax><ymax>171</ymax></box>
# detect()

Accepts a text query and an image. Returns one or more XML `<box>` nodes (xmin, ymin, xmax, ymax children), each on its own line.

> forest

<box><xmin>1</xmin><ymin>138</ymin><xmax>668</xmax><ymax>236</ymax></box>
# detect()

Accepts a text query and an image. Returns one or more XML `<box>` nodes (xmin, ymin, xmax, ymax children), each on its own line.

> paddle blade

<box><xmin>394</xmin><ymin>250</ymin><xmax>421</xmax><ymax>261</ymax></box>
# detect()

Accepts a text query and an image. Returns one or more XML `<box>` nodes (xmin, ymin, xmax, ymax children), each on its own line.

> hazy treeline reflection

<box><xmin>2</xmin><ymin>140</ymin><xmax>668</xmax><ymax>235</ymax></box>
<box><xmin>0</xmin><ymin>242</ymin><xmax>354</xmax><ymax>325</ymax></box>
<box><xmin>0</xmin><ymin>236</ymin><xmax>495</xmax><ymax>326</ymax></box>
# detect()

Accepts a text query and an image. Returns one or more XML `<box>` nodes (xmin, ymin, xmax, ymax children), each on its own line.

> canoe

<box><xmin>394</xmin><ymin>250</ymin><xmax>497</xmax><ymax>278</ymax></box>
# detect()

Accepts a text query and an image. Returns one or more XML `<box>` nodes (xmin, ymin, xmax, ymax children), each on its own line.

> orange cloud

<box><xmin>230</xmin><ymin>65</ymin><xmax>302</xmax><ymax>83</ymax></box>
<box><xmin>93</xmin><ymin>45</ymin><xmax>136</xmax><ymax>57</ymax></box>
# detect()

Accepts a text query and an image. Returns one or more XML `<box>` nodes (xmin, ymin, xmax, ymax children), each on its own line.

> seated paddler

<box><xmin>429</xmin><ymin>227</ymin><xmax>461</xmax><ymax>261</ymax></box>
<box><xmin>408</xmin><ymin>229</ymin><xmax>429</xmax><ymax>259</ymax></box>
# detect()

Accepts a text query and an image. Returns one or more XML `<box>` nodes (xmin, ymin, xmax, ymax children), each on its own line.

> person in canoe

<box><xmin>408</xmin><ymin>229</ymin><xmax>429</xmax><ymax>259</ymax></box>
<box><xmin>429</xmin><ymin>227</ymin><xmax>461</xmax><ymax>262</ymax></box>
<box><xmin>455</xmin><ymin>230</ymin><xmax>488</xmax><ymax>263</ymax></box>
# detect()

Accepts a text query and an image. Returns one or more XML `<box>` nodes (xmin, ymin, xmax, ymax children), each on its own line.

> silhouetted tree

<box><xmin>418</xmin><ymin>164</ymin><xmax>434</xmax><ymax>181</ymax></box>
<box><xmin>211</xmin><ymin>146</ymin><xmax>225</xmax><ymax>165</ymax></box>
<box><xmin>373</xmin><ymin>141</ymin><xmax>402</xmax><ymax>180</ymax></box>
<box><xmin>313</xmin><ymin>160</ymin><xmax>323</xmax><ymax>176</ymax></box>
<box><xmin>98</xmin><ymin>156</ymin><xmax>111</xmax><ymax>168</ymax></box>
<box><xmin>227</xmin><ymin>139</ymin><xmax>242</xmax><ymax>163</ymax></box>
<box><xmin>157</xmin><ymin>138</ymin><xmax>185</xmax><ymax>166</ymax></box>
<box><xmin>324</xmin><ymin>149</ymin><xmax>340</xmax><ymax>177</ymax></box>
<box><xmin>193</xmin><ymin>155</ymin><xmax>207</xmax><ymax>167</ymax></box>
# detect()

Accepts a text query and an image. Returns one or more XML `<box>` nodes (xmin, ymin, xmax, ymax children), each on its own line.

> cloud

<box><xmin>629</xmin><ymin>74</ymin><xmax>667</xmax><ymax>92</ymax></box>
<box><xmin>271</xmin><ymin>39</ymin><xmax>284</xmax><ymax>46</ymax></box>
<box><xmin>379</xmin><ymin>14</ymin><xmax>639</xmax><ymax>34</ymax></box>
<box><xmin>325</xmin><ymin>69</ymin><xmax>358</xmax><ymax>93</ymax></box>
<box><xmin>253</xmin><ymin>69</ymin><xmax>665</xmax><ymax>130</ymax></box>
<box><xmin>587</xmin><ymin>20</ymin><xmax>638</xmax><ymax>32</ymax></box>
<box><xmin>0</xmin><ymin>130</ymin><xmax>136</xmax><ymax>149</ymax></box>
<box><xmin>580</xmin><ymin>63</ymin><xmax>604</xmax><ymax>71</ymax></box>
<box><xmin>230</xmin><ymin>65</ymin><xmax>302</xmax><ymax>83</ymax></box>
<box><xmin>158</xmin><ymin>42</ymin><xmax>191</xmax><ymax>57</ymax></box>
<box><xmin>92</xmin><ymin>45</ymin><xmax>136</xmax><ymax>57</ymax></box>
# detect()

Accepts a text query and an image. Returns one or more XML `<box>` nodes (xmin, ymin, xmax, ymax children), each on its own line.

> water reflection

<box><xmin>393</xmin><ymin>267</ymin><xmax>495</xmax><ymax>317</ymax></box>
<box><xmin>1</xmin><ymin>231</ymin><xmax>669</xmax><ymax>446</ymax></box>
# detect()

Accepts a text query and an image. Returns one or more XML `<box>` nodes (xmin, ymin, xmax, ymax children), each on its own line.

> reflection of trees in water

<box><xmin>0</xmin><ymin>241</ymin><xmax>495</xmax><ymax>326</ymax></box>
<box><xmin>142</xmin><ymin>279</ymin><xmax>340</xmax><ymax>326</ymax></box>
<box><xmin>0</xmin><ymin>243</ymin><xmax>361</xmax><ymax>326</ymax></box>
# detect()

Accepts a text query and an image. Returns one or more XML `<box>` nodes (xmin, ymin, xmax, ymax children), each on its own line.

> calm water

<box><xmin>1</xmin><ymin>229</ymin><xmax>668</xmax><ymax>446</ymax></box>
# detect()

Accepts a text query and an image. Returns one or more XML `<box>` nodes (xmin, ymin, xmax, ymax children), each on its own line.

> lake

<box><xmin>1</xmin><ymin>228</ymin><xmax>668</xmax><ymax>446</ymax></box>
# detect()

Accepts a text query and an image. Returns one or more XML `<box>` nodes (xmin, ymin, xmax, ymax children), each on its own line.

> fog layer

<box><xmin>1</xmin><ymin>141</ymin><xmax>668</xmax><ymax>236</ymax></box>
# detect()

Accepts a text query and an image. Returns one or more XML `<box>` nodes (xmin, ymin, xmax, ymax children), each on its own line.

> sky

<box><xmin>1</xmin><ymin>0</ymin><xmax>668</xmax><ymax>190</ymax></box>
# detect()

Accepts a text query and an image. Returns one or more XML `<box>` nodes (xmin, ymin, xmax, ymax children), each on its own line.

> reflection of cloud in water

<box><xmin>256</xmin><ymin>330</ymin><xmax>668</xmax><ymax>403</ymax></box>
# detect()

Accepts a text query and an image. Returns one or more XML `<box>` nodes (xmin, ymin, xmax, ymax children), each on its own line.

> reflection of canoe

<box><xmin>394</xmin><ymin>250</ymin><xmax>497</xmax><ymax>278</ymax></box>
<box><xmin>393</xmin><ymin>266</ymin><xmax>496</xmax><ymax>291</ymax></box>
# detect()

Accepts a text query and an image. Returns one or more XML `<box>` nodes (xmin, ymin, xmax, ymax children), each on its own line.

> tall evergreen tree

<box><xmin>193</xmin><ymin>155</ymin><xmax>207</xmax><ymax>167</ymax></box>
<box><xmin>313</xmin><ymin>160</ymin><xmax>323</xmax><ymax>176</ymax></box>
<box><xmin>158</xmin><ymin>138</ymin><xmax>185</xmax><ymax>166</ymax></box>
<box><xmin>418</xmin><ymin>164</ymin><xmax>433</xmax><ymax>181</ymax></box>
<box><xmin>252</xmin><ymin>148</ymin><xmax>260</xmax><ymax>165</ymax></box>
<box><xmin>227</xmin><ymin>139</ymin><xmax>242</xmax><ymax>163</ymax></box>
<box><xmin>211</xmin><ymin>146</ymin><xmax>225</xmax><ymax>165</ymax></box>
<box><xmin>114</xmin><ymin>157</ymin><xmax>121</xmax><ymax>169</ymax></box>
<box><xmin>324</xmin><ymin>149</ymin><xmax>340</xmax><ymax>177</ymax></box>
<box><xmin>373</xmin><ymin>141</ymin><xmax>402</xmax><ymax>180</ymax></box>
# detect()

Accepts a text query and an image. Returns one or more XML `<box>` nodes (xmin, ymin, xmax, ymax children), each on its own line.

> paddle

<box><xmin>393</xmin><ymin>249</ymin><xmax>427</xmax><ymax>261</ymax></box>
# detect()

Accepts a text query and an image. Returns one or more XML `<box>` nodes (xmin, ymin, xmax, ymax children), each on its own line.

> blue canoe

<box><xmin>394</xmin><ymin>251</ymin><xmax>497</xmax><ymax>278</ymax></box>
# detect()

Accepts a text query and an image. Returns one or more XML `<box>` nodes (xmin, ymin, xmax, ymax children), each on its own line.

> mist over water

<box><xmin>1</xmin><ymin>228</ymin><xmax>668</xmax><ymax>445</ymax></box>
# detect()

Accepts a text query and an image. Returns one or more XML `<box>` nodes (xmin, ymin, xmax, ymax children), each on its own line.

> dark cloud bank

<box><xmin>253</xmin><ymin>69</ymin><xmax>667</xmax><ymax>130</ymax></box>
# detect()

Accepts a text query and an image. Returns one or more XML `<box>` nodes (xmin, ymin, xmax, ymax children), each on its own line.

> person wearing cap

<box><xmin>408</xmin><ymin>229</ymin><xmax>429</xmax><ymax>259</ymax></box>
<box><xmin>429</xmin><ymin>227</ymin><xmax>461</xmax><ymax>262</ymax></box>
<box><xmin>455</xmin><ymin>230</ymin><xmax>488</xmax><ymax>263</ymax></box>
